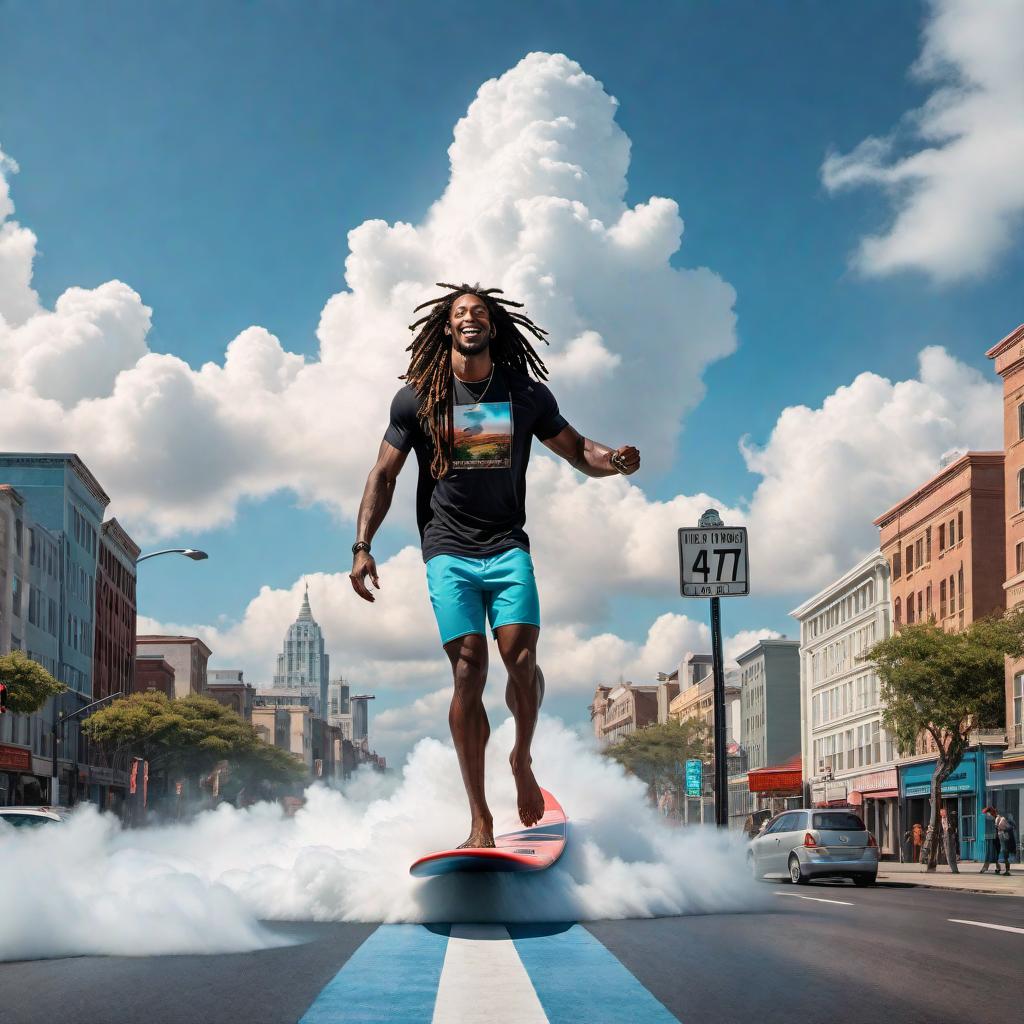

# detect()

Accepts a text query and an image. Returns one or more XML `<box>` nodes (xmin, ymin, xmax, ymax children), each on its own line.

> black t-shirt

<box><xmin>384</xmin><ymin>365</ymin><xmax>568</xmax><ymax>561</ymax></box>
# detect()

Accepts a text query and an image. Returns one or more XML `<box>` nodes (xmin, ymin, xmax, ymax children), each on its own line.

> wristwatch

<box><xmin>352</xmin><ymin>541</ymin><xmax>371</xmax><ymax>556</ymax></box>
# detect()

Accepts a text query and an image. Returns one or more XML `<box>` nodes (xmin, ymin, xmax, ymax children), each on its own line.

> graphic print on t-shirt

<box><xmin>452</xmin><ymin>401</ymin><xmax>512</xmax><ymax>469</ymax></box>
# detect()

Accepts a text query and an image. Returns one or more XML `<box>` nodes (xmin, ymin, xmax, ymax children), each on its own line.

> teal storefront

<box><xmin>899</xmin><ymin>750</ymin><xmax>999</xmax><ymax>862</ymax></box>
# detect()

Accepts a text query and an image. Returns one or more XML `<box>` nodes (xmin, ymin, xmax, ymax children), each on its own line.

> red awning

<box><xmin>863</xmin><ymin>788</ymin><xmax>898</xmax><ymax>799</ymax></box>
<box><xmin>748</xmin><ymin>755</ymin><xmax>802</xmax><ymax>795</ymax></box>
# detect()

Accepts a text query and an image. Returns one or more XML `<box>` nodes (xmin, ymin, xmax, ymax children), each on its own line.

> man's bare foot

<box><xmin>510</xmin><ymin>756</ymin><xmax>545</xmax><ymax>827</ymax></box>
<box><xmin>456</xmin><ymin>819</ymin><xmax>495</xmax><ymax>849</ymax></box>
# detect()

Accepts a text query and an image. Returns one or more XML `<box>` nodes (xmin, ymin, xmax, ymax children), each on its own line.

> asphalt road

<box><xmin>1</xmin><ymin>882</ymin><xmax>1020</xmax><ymax>1024</ymax></box>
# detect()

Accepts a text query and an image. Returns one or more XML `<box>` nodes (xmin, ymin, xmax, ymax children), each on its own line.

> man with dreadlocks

<box><xmin>350</xmin><ymin>284</ymin><xmax>640</xmax><ymax>849</ymax></box>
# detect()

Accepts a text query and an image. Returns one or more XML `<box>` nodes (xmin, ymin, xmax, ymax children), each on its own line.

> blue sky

<box><xmin>2</xmin><ymin>1</ymin><xmax>1022</xmax><ymax>757</ymax></box>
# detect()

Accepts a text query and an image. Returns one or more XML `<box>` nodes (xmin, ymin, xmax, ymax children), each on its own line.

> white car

<box><xmin>748</xmin><ymin>808</ymin><xmax>879</xmax><ymax>885</ymax></box>
<box><xmin>0</xmin><ymin>806</ymin><xmax>69</xmax><ymax>828</ymax></box>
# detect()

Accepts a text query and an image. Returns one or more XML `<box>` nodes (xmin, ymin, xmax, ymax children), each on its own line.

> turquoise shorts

<box><xmin>425</xmin><ymin>548</ymin><xmax>541</xmax><ymax>646</ymax></box>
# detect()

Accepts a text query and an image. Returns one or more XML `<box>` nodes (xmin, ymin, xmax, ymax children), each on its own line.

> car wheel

<box><xmin>852</xmin><ymin>874</ymin><xmax>876</xmax><ymax>887</ymax></box>
<box><xmin>789</xmin><ymin>855</ymin><xmax>807</xmax><ymax>885</ymax></box>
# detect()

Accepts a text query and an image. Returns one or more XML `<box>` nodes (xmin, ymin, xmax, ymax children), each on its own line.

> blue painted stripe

<box><xmin>509</xmin><ymin>924</ymin><xmax>680</xmax><ymax>1024</ymax></box>
<box><xmin>299</xmin><ymin>924</ymin><xmax>450</xmax><ymax>1024</ymax></box>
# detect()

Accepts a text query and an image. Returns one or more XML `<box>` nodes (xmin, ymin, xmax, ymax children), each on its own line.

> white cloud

<box><xmin>743</xmin><ymin>346</ymin><xmax>1001</xmax><ymax>591</ymax></box>
<box><xmin>0</xmin><ymin>52</ymin><xmax>736</xmax><ymax>539</ymax></box>
<box><xmin>822</xmin><ymin>0</ymin><xmax>1024</xmax><ymax>281</ymax></box>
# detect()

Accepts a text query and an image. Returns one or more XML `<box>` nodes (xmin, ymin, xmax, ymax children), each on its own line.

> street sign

<box><xmin>685</xmin><ymin>758</ymin><xmax>703</xmax><ymax>797</ymax></box>
<box><xmin>678</xmin><ymin>525</ymin><xmax>749</xmax><ymax>597</ymax></box>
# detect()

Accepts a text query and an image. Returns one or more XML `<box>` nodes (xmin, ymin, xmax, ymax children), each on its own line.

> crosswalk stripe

<box><xmin>508</xmin><ymin>924</ymin><xmax>680</xmax><ymax>1024</ymax></box>
<box><xmin>299</xmin><ymin>924</ymin><xmax>450</xmax><ymax>1023</ymax></box>
<box><xmin>432</xmin><ymin>924</ymin><xmax>548</xmax><ymax>1024</ymax></box>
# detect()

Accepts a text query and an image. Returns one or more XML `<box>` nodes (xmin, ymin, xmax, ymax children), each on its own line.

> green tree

<box><xmin>83</xmin><ymin>692</ymin><xmax>306</xmax><ymax>798</ymax></box>
<box><xmin>0</xmin><ymin>651</ymin><xmax>66</xmax><ymax>714</ymax></box>
<box><xmin>865</xmin><ymin>611</ymin><xmax>1022</xmax><ymax>871</ymax></box>
<box><xmin>602</xmin><ymin>718</ymin><xmax>709</xmax><ymax>805</ymax></box>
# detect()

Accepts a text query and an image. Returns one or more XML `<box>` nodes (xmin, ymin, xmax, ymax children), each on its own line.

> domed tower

<box><xmin>273</xmin><ymin>582</ymin><xmax>330</xmax><ymax>716</ymax></box>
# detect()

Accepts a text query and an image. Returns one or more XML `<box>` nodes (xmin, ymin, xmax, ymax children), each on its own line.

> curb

<box><xmin>877</xmin><ymin>875</ymin><xmax>1024</xmax><ymax>897</ymax></box>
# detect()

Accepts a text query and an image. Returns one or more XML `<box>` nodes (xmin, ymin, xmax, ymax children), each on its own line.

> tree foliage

<box><xmin>0</xmin><ymin>651</ymin><xmax>66</xmax><ymax>714</ymax></box>
<box><xmin>83</xmin><ymin>691</ymin><xmax>306</xmax><ymax>785</ymax></box>
<box><xmin>602</xmin><ymin>718</ymin><xmax>709</xmax><ymax>797</ymax></box>
<box><xmin>864</xmin><ymin>609</ymin><xmax>1022</xmax><ymax>869</ymax></box>
<box><xmin>866</xmin><ymin>613</ymin><xmax>1018</xmax><ymax>764</ymax></box>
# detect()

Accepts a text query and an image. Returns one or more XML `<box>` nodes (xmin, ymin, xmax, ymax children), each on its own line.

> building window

<box><xmin>958</xmin><ymin>566</ymin><xmax>964</xmax><ymax>613</ymax></box>
<box><xmin>1014</xmin><ymin>673</ymin><xmax>1022</xmax><ymax>746</ymax></box>
<box><xmin>949</xmin><ymin>574</ymin><xmax>956</xmax><ymax>613</ymax></box>
<box><xmin>892</xmin><ymin>551</ymin><xmax>901</xmax><ymax>580</ymax></box>
<box><xmin>926</xmin><ymin>584</ymin><xmax>932</xmax><ymax>617</ymax></box>
<box><xmin>906</xmin><ymin>545</ymin><xmax>914</xmax><ymax>574</ymax></box>
<box><xmin>940</xmin><ymin>579</ymin><xmax>947</xmax><ymax>618</ymax></box>
<box><xmin>957</xmin><ymin>510</ymin><xmax>964</xmax><ymax>542</ymax></box>
<box><xmin>907</xmin><ymin>595</ymin><xmax>915</xmax><ymax>624</ymax></box>
<box><xmin>949</xmin><ymin>517</ymin><xmax>956</xmax><ymax>545</ymax></box>
<box><xmin>894</xmin><ymin>597</ymin><xmax>901</xmax><ymax>626</ymax></box>
<box><xmin>938</xmin><ymin>523</ymin><xmax>945</xmax><ymax>551</ymax></box>
<box><xmin>1019</xmin><ymin>403</ymin><xmax>1024</xmax><ymax>441</ymax></box>
<box><xmin>926</xmin><ymin>527</ymin><xmax>932</xmax><ymax>564</ymax></box>
<box><xmin>918</xmin><ymin>591</ymin><xmax>923</xmax><ymax>621</ymax></box>
<box><xmin>1017</xmin><ymin>542</ymin><xmax>1024</xmax><ymax>576</ymax></box>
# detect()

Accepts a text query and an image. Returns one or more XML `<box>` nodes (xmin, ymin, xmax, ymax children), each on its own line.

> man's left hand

<box><xmin>610</xmin><ymin>445</ymin><xmax>640</xmax><ymax>475</ymax></box>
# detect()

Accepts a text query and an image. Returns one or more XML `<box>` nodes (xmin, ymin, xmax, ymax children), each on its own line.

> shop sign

<box><xmin>901</xmin><ymin>756</ymin><xmax>976</xmax><ymax>797</ymax></box>
<box><xmin>0</xmin><ymin>744</ymin><xmax>31</xmax><ymax>772</ymax></box>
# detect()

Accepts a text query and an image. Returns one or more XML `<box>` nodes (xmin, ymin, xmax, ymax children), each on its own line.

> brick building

<box><xmin>93</xmin><ymin>519</ymin><xmax>139</xmax><ymax>701</ymax></box>
<box><xmin>135</xmin><ymin>654</ymin><xmax>176</xmax><ymax>698</ymax></box>
<box><xmin>136</xmin><ymin>635</ymin><xmax>211</xmax><ymax>698</ymax></box>
<box><xmin>874</xmin><ymin>450</ymin><xmax>1007</xmax><ymax>861</ymax></box>
<box><xmin>985</xmin><ymin>322</ymin><xmax>1024</xmax><ymax>825</ymax></box>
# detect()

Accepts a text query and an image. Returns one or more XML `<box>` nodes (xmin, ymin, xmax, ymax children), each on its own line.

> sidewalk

<box><xmin>878</xmin><ymin>861</ymin><xmax>1024</xmax><ymax>896</ymax></box>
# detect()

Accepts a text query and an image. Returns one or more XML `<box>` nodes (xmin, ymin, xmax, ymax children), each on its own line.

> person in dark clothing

<box><xmin>984</xmin><ymin>806</ymin><xmax>1017</xmax><ymax>875</ymax></box>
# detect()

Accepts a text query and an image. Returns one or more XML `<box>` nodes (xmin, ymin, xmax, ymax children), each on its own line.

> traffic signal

<box><xmin>0</xmin><ymin>682</ymin><xmax>7</xmax><ymax>714</ymax></box>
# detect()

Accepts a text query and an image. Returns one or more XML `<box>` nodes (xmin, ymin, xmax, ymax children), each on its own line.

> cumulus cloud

<box><xmin>743</xmin><ymin>346</ymin><xmax>1001</xmax><ymax>591</ymax></box>
<box><xmin>0</xmin><ymin>52</ymin><xmax>736</xmax><ymax>538</ymax></box>
<box><xmin>822</xmin><ymin>0</ymin><xmax>1024</xmax><ymax>281</ymax></box>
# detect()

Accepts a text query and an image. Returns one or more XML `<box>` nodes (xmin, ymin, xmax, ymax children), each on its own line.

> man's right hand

<box><xmin>349</xmin><ymin>551</ymin><xmax>380</xmax><ymax>602</ymax></box>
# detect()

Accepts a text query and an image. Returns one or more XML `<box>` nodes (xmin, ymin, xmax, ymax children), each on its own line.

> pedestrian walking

<box><xmin>980</xmin><ymin>807</ymin><xmax>998</xmax><ymax>873</ymax></box>
<box><xmin>940</xmin><ymin>808</ymin><xmax>959</xmax><ymax>873</ymax></box>
<box><xmin>984</xmin><ymin>806</ymin><xmax>1018</xmax><ymax>875</ymax></box>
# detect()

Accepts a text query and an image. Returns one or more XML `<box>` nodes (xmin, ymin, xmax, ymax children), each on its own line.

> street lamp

<box><xmin>137</xmin><ymin>548</ymin><xmax>209</xmax><ymax>563</ymax></box>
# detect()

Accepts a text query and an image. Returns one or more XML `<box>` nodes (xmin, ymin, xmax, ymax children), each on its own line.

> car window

<box><xmin>0</xmin><ymin>813</ymin><xmax>57</xmax><ymax>828</ymax></box>
<box><xmin>813</xmin><ymin>812</ymin><xmax>865</xmax><ymax>831</ymax></box>
<box><xmin>763</xmin><ymin>815</ymin><xmax>787</xmax><ymax>835</ymax></box>
<box><xmin>778</xmin><ymin>812</ymin><xmax>804</xmax><ymax>833</ymax></box>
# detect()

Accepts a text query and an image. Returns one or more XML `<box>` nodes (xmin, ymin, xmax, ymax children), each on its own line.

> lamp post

<box><xmin>137</xmin><ymin>548</ymin><xmax>209</xmax><ymax>563</ymax></box>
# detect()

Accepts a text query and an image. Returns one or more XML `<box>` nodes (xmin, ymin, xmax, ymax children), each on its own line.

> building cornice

<box><xmin>985</xmin><ymin>322</ymin><xmax>1024</xmax><ymax>369</ymax></box>
<box><xmin>789</xmin><ymin>551</ymin><xmax>888</xmax><ymax>619</ymax></box>
<box><xmin>101</xmin><ymin>518</ymin><xmax>141</xmax><ymax>562</ymax></box>
<box><xmin>873</xmin><ymin>451</ymin><xmax>1004</xmax><ymax>530</ymax></box>
<box><xmin>0</xmin><ymin>453</ymin><xmax>110</xmax><ymax>508</ymax></box>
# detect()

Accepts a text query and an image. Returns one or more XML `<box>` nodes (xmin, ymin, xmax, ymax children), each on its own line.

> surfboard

<box><xmin>409</xmin><ymin>788</ymin><xmax>567</xmax><ymax>877</ymax></box>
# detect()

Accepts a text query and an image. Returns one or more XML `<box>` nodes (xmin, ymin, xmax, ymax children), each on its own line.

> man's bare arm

<box><xmin>350</xmin><ymin>440</ymin><xmax>409</xmax><ymax>602</ymax></box>
<box><xmin>542</xmin><ymin>424</ymin><xmax>640</xmax><ymax>478</ymax></box>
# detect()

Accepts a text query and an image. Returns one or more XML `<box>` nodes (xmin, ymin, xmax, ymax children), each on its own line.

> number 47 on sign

<box><xmin>678</xmin><ymin>526</ymin><xmax>750</xmax><ymax>597</ymax></box>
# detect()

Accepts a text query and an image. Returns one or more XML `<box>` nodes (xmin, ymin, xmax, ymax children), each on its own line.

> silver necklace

<box><xmin>452</xmin><ymin>363</ymin><xmax>495</xmax><ymax>407</ymax></box>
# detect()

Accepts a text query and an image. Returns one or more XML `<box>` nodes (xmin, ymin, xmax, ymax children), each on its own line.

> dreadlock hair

<box><xmin>404</xmin><ymin>282</ymin><xmax>550</xmax><ymax>479</ymax></box>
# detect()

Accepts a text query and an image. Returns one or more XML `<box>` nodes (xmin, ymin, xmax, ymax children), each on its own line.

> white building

<box><xmin>273</xmin><ymin>584</ymin><xmax>329</xmax><ymax>717</ymax></box>
<box><xmin>790</xmin><ymin>551</ymin><xmax>899</xmax><ymax>857</ymax></box>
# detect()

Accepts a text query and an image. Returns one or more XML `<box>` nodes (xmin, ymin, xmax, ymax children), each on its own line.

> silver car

<box><xmin>0</xmin><ymin>806</ymin><xmax>69</xmax><ymax>828</ymax></box>
<box><xmin>748</xmin><ymin>808</ymin><xmax>879</xmax><ymax>886</ymax></box>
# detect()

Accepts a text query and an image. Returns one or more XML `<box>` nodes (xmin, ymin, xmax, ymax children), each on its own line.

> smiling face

<box><xmin>446</xmin><ymin>293</ymin><xmax>492</xmax><ymax>357</ymax></box>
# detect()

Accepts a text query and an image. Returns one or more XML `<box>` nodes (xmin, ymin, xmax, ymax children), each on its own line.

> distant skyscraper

<box><xmin>273</xmin><ymin>583</ymin><xmax>329</xmax><ymax>716</ymax></box>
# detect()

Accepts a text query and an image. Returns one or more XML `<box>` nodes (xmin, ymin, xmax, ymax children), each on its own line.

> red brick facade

<box><xmin>93</xmin><ymin>519</ymin><xmax>139</xmax><ymax>700</ymax></box>
<box><xmin>987</xmin><ymin>322</ymin><xmax>1024</xmax><ymax>753</ymax></box>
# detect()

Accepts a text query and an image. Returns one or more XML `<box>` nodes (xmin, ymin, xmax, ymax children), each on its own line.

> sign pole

<box><xmin>710</xmin><ymin>594</ymin><xmax>728</xmax><ymax>828</ymax></box>
<box><xmin>679</xmin><ymin>508</ymin><xmax>748</xmax><ymax>830</ymax></box>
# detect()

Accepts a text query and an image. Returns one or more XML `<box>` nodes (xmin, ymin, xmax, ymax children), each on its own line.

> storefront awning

<box><xmin>863</xmin><ymin>788</ymin><xmax>898</xmax><ymax>799</ymax></box>
<box><xmin>748</xmin><ymin>755</ymin><xmax>802</xmax><ymax>795</ymax></box>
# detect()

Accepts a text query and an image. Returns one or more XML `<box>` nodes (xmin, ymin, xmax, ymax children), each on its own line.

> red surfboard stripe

<box><xmin>409</xmin><ymin>789</ymin><xmax>567</xmax><ymax>877</ymax></box>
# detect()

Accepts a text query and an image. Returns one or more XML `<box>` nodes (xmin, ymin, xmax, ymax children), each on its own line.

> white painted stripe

<box><xmin>949</xmin><ymin>918</ymin><xmax>1024</xmax><ymax>935</ymax></box>
<box><xmin>432</xmin><ymin>924</ymin><xmax>548</xmax><ymax>1024</ymax></box>
<box><xmin>775</xmin><ymin>892</ymin><xmax>855</xmax><ymax>906</ymax></box>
